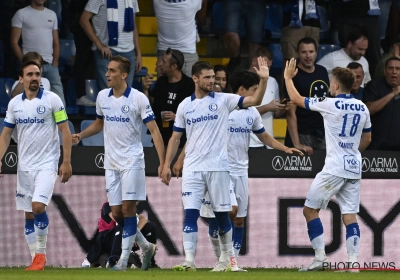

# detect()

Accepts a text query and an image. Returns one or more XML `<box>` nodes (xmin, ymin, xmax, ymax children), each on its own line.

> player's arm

<box><xmin>10</xmin><ymin>27</ymin><xmax>23</xmax><ymax>62</ymax></box>
<box><xmin>284</xmin><ymin>58</ymin><xmax>305</xmax><ymax>108</ymax></box>
<box><xmin>146</xmin><ymin>120</ymin><xmax>165</xmax><ymax>177</ymax></box>
<box><xmin>172</xmin><ymin>144</ymin><xmax>185</xmax><ymax>178</ymax></box>
<box><xmin>162</xmin><ymin>131</ymin><xmax>183</xmax><ymax>186</ymax></box>
<box><xmin>0</xmin><ymin>127</ymin><xmax>13</xmax><ymax>175</ymax></box>
<box><xmin>52</xmin><ymin>29</ymin><xmax>60</xmax><ymax>67</ymax></box>
<box><xmin>58</xmin><ymin>121</ymin><xmax>72</xmax><ymax>183</ymax></box>
<box><xmin>241</xmin><ymin>57</ymin><xmax>269</xmax><ymax>108</ymax></box>
<box><xmin>286</xmin><ymin>103</ymin><xmax>313</xmax><ymax>155</ymax></box>
<box><xmin>256</xmin><ymin>131</ymin><xmax>303</xmax><ymax>155</ymax></box>
<box><xmin>72</xmin><ymin>118</ymin><xmax>104</xmax><ymax>144</ymax></box>
<box><xmin>358</xmin><ymin>131</ymin><xmax>371</xmax><ymax>152</ymax></box>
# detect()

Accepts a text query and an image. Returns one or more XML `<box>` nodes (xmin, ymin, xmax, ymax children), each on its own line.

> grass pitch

<box><xmin>1</xmin><ymin>267</ymin><xmax>400</xmax><ymax>280</ymax></box>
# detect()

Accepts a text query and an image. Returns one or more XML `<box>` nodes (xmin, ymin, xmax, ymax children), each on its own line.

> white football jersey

<box><xmin>96</xmin><ymin>87</ymin><xmax>155</xmax><ymax>170</ymax></box>
<box><xmin>305</xmin><ymin>94</ymin><xmax>371</xmax><ymax>179</ymax></box>
<box><xmin>4</xmin><ymin>89</ymin><xmax>67</xmax><ymax>171</ymax></box>
<box><xmin>173</xmin><ymin>92</ymin><xmax>244</xmax><ymax>171</ymax></box>
<box><xmin>228</xmin><ymin>107</ymin><xmax>264</xmax><ymax>175</ymax></box>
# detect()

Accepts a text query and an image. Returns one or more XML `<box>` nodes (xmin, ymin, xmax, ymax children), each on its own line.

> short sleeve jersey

<box><xmin>4</xmin><ymin>89</ymin><xmax>67</xmax><ymax>171</ymax></box>
<box><xmin>173</xmin><ymin>92</ymin><xmax>244</xmax><ymax>171</ymax></box>
<box><xmin>96</xmin><ymin>86</ymin><xmax>155</xmax><ymax>170</ymax></box>
<box><xmin>228</xmin><ymin>107</ymin><xmax>265</xmax><ymax>175</ymax></box>
<box><xmin>305</xmin><ymin>94</ymin><xmax>372</xmax><ymax>179</ymax></box>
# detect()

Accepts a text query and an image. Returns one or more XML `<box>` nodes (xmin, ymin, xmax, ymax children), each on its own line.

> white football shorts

<box><xmin>305</xmin><ymin>171</ymin><xmax>360</xmax><ymax>214</ymax></box>
<box><xmin>106</xmin><ymin>169</ymin><xmax>146</xmax><ymax>206</ymax></box>
<box><xmin>182</xmin><ymin>171</ymin><xmax>232</xmax><ymax>212</ymax></box>
<box><xmin>16</xmin><ymin>170</ymin><xmax>57</xmax><ymax>212</ymax></box>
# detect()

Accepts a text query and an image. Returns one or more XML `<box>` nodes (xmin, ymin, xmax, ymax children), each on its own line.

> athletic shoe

<box><xmin>141</xmin><ymin>243</ymin><xmax>157</xmax><ymax>271</ymax></box>
<box><xmin>335</xmin><ymin>256</ymin><xmax>359</xmax><ymax>273</ymax></box>
<box><xmin>210</xmin><ymin>261</ymin><xmax>231</xmax><ymax>272</ymax></box>
<box><xmin>229</xmin><ymin>256</ymin><xmax>247</xmax><ymax>272</ymax></box>
<box><xmin>81</xmin><ymin>258</ymin><xmax>90</xmax><ymax>268</ymax></box>
<box><xmin>25</xmin><ymin>253</ymin><xmax>46</xmax><ymax>271</ymax></box>
<box><xmin>76</xmin><ymin>95</ymin><xmax>96</xmax><ymax>106</ymax></box>
<box><xmin>109</xmin><ymin>259</ymin><xmax>128</xmax><ymax>271</ymax></box>
<box><xmin>299</xmin><ymin>257</ymin><xmax>328</xmax><ymax>272</ymax></box>
<box><xmin>128</xmin><ymin>252</ymin><xmax>142</xmax><ymax>268</ymax></box>
<box><xmin>173</xmin><ymin>261</ymin><xmax>196</xmax><ymax>271</ymax></box>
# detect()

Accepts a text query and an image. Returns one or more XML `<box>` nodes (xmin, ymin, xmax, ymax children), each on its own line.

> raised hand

<box><xmin>254</xmin><ymin>56</ymin><xmax>269</xmax><ymax>80</ymax></box>
<box><xmin>284</xmin><ymin>58</ymin><xmax>298</xmax><ymax>80</ymax></box>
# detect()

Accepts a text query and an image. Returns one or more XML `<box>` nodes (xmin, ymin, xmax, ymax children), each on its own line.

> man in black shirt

<box><xmin>363</xmin><ymin>57</ymin><xmax>400</xmax><ymax>150</ymax></box>
<box><xmin>143</xmin><ymin>48</ymin><xmax>195</xmax><ymax>147</ymax></box>
<box><xmin>283</xmin><ymin>37</ymin><xmax>329</xmax><ymax>155</ymax></box>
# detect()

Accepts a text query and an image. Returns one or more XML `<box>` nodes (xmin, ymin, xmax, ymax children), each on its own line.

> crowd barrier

<box><xmin>0</xmin><ymin>148</ymin><xmax>399</xmax><ymax>268</ymax></box>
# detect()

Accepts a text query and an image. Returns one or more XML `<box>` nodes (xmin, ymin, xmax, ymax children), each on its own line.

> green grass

<box><xmin>1</xmin><ymin>267</ymin><xmax>400</xmax><ymax>280</ymax></box>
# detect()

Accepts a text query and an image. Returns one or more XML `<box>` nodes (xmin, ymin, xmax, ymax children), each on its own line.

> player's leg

<box><xmin>200</xmin><ymin>192</ymin><xmax>221</xmax><ymax>260</ymax></box>
<box><xmin>16</xmin><ymin>171</ymin><xmax>36</xmax><ymax>260</ymax></box>
<box><xmin>26</xmin><ymin>170</ymin><xmax>57</xmax><ymax>271</ymax></box>
<box><xmin>232</xmin><ymin>175</ymin><xmax>248</xmax><ymax>259</ymax></box>
<box><xmin>139</xmin><ymin>221</ymin><xmax>158</xmax><ymax>267</ymax></box>
<box><xmin>174</xmin><ymin>171</ymin><xmax>204</xmax><ymax>271</ymax></box>
<box><xmin>208</xmin><ymin>171</ymin><xmax>235</xmax><ymax>271</ymax></box>
<box><xmin>337</xmin><ymin>179</ymin><xmax>361</xmax><ymax>272</ymax></box>
<box><xmin>300</xmin><ymin>172</ymin><xmax>343</xmax><ymax>272</ymax></box>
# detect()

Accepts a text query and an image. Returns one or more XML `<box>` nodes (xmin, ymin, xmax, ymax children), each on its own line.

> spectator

<box><xmin>317</xmin><ymin>28</ymin><xmax>371</xmax><ymax>87</ymax></box>
<box><xmin>11</xmin><ymin>0</ymin><xmax>66</xmax><ymax>105</ymax></box>
<box><xmin>213</xmin><ymin>65</ymin><xmax>231</xmax><ymax>92</ymax></box>
<box><xmin>284</xmin><ymin>37</ymin><xmax>329</xmax><ymax>155</ymax></box>
<box><xmin>65</xmin><ymin>0</ymin><xmax>96</xmax><ymax>106</ymax></box>
<box><xmin>80</xmin><ymin>0</ymin><xmax>142</xmax><ymax>91</ymax></box>
<box><xmin>11</xmin><ymin>52</ymin><xmax>50</xmax><ymax>98</ymax></box>
<box><xmin>346</xmin><ymin>62</ymin><xmax>365</xmax><ymax>101</ymax></box>
<box><xmin>330</xmin><ymin>0</ymin><xmax>381</xmax><ymax>78</ymax></box>
<box><xmin>375</xmin><ymin>34</ymin><xmax>400</xmax><ymax>78</ymax></box>
<box><xmin>223</xmin><ymin>0</ymin><xmax>267</xmax><ymax>73</ymax></box>
<box><xmin>153</xmin><ymin>0</ymin><xmax>204</xmax><ymax>77</ymax></box>
<box><xmin>82</xmin><ymin>202</ymin><xmax>158</xmax><ymax>269</ymax></box>
<box><xmin>363</xmin><ymin>56</ymin><xmax>400</xmax><ymax>150</ymax></box>
<box><xmin>280</xmin><ymin>0</ymin><xmax>322</xmax><ymax>62</ymax></box>
<box><xmin>143</xmin><ymin>48</ymin><xmax>194</xmax><ymax>147</ymax></box>
<box><xmin>247</xmin><ymin>47</ymin><xmax>288</xmax><ymax>149</ymax></box>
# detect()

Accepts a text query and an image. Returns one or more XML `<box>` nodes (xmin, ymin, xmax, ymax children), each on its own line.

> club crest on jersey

<box><xmin>37</xmin><ymin>105</ymin><xmax>46</xmax><ymax>114</ymax></box>
<box><xmin>121</xmin><ymin>105</ymin><xmax>130</xmax><ymax>113</ymax></box>
<box><xmin>246</xmin><ymin>117</ymin><xmax>253</xmax><ymax>125</ymax></box>
<box><xmin>209</xmin><ymin>103</ymin><xmax>218</xmax><ymax>112</ymax></box>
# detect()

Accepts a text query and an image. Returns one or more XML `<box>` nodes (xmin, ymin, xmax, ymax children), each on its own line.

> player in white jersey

<box><xmin>161</xmin><ymin>58</ymin><xmax>269</xmax><ymax>272</ymax></box>
<box><xmin>72</xmin><ymin>56</ymin><xmax>165</xmax><ymax>271</ymax></box>
<box><xmin>174</xmin><ymin>70</ymin><xmax>303</xmax><ymax>270</ymax></box>
<box><xmin>284</xmin><ymin>58</ymin><xmax>372</xmax><ymax>272</ymax></box>
<box><xmin>0</xmin><ymin>61</ymin><xmax>72</xmax><ymax>271</ymax></box>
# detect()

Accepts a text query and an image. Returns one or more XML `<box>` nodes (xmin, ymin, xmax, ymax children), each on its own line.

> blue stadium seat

<box><xmin>0</xmin><ymin>118</ymin><xmax>4</xmax><ymax>134</ymax></box>
<box><xmin>65</xmin><ymin>79</ymin><xmax>79</xmax><ymax>115</ymax></box>
<box><xmin>134</xmin><ymin>67</ymin><xmax>148</xmax><ymax>79</ymax></box>
<box><xmin>81</xmin><ymin>120</ymin><xmax>104</xmax><ymax>146</ymax></box>
<box><xmin>264</xmin><ymin>4</ymin><xmax>283</xmax><ymax>40</ymax></box>
<box><xmin>5</xmin><ymin>78</ymin><xmax>15</xmax><ymax>99</ymax></box>
<box><xmin>47</xmin><ymin>0</ymin><xmax>62</xmax><ymax>29</ymax></box>
<box><xmin>317</xmin><ymin>6</ymin><xmax>329</xmax><ymax>42</ymax></box>
<box><xmin>0</xmin><ymin>78</ymin><xmax>10</xmax><ymax>115</ymax></box>
<box><xmin>268</xmin><ymin>44</ymin><xmax>283</xmax><ymax>78</ymax></box>
<box><xmin>58</xmin><ymin>120</ymin><xmax>75</xmax><ymax>145</ymax></box>
<box><xmin>141</xmin><ymin>123</ymin><xmax>153</xmax><ymax>147</ymax></box>
<box><xmin>317</xmin><ymin>44</ymin><xmax>341</xmax><ymax>62</ymax></box>
<box><xmin>83</xmin><ymin>80</ymin><xmax>98</xmax><ymax>115</ymax></box>
<box><xmin>59</xmin><ymin>39</ymin><xmax>76</xmax><ymax>74</ymax></box>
